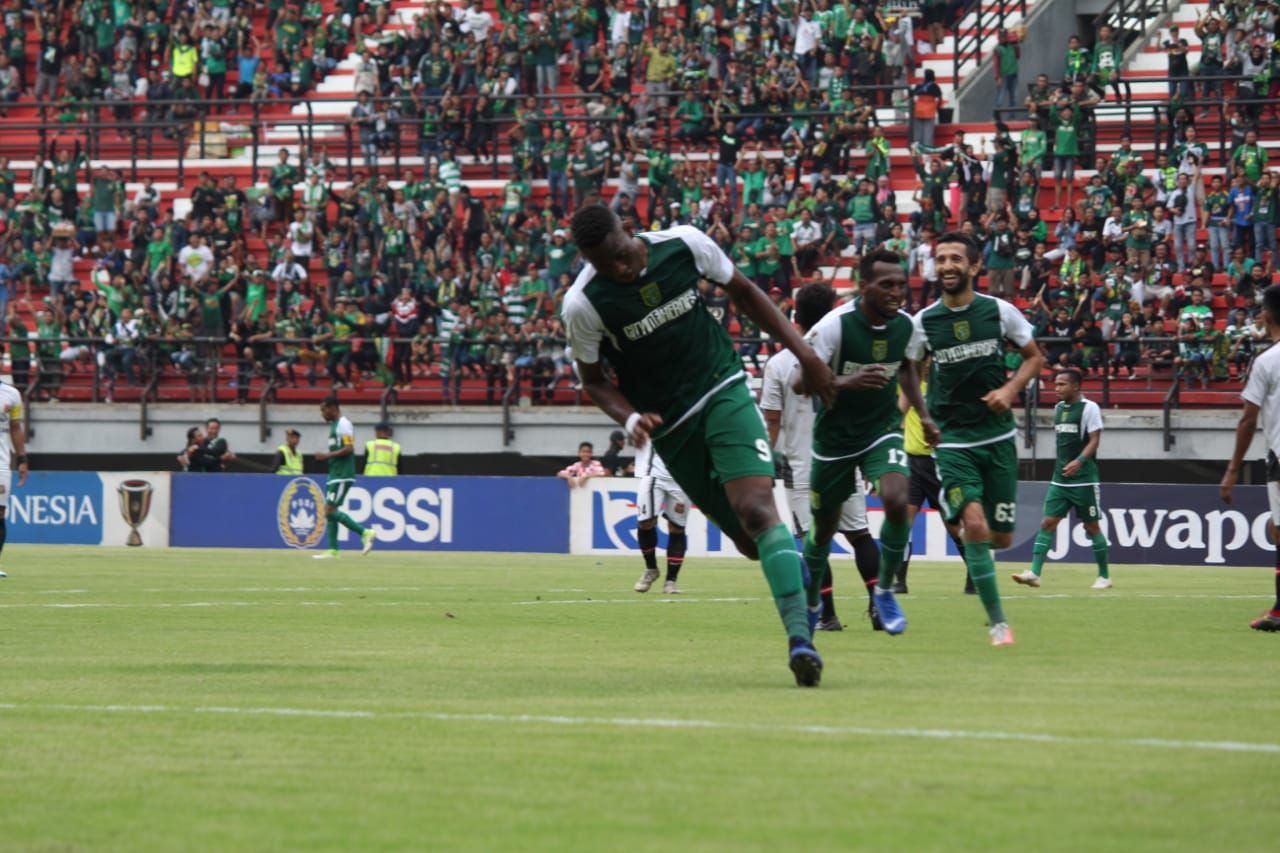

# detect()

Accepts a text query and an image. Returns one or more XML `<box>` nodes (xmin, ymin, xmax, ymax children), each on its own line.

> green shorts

<box><xmin>809</xmin><ymin>433</ymin><xmax>909</xmax><ymax>518</ymax></box>
<box><xmin>934</xmin><ymin>440</ymin><xmax>1020</xmax><ymax>533</ymax></box>
<box><xmin>325</xmin><ymin>478</ymin><xmax>354</xmax><ymax>508</ymax></box>
<box><xmin>654</xmin><ymin>379</ymin><xmax>774</xmax><ymax>541</ymax></box>
<box><xmin>1044</xmin><ymin>482</ymin><xmax>1102</xmax><ymax>522</ymax></box>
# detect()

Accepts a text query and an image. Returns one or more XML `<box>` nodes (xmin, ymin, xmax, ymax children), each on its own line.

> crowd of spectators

<box><xmin>0</xmin><ymin>0</ymin><xmax>1274</xmax><ymax>402</ymax></box>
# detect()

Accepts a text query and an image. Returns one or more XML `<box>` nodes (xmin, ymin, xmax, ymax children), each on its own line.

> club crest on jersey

<box><xmin>872</xmin><ymin>339</ymin><xmax>888</xmax><ymax>361</ymax></box>
<box><xmin>953</xmin><ymin>320</ymin><xmax>971</xmax><ymax>342</ymax></box>
<box><xmin>640</xmin><ymin>282</ymin><xmax>662</xmax><ymax>307</ymax></box>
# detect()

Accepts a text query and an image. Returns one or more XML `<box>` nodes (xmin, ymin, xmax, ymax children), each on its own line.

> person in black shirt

<box><xmin>713</xmin><ymin>119</ymin><xmax>742</xmax><ymax>215</ymax></box>
<box><xmin>600</xmin><ymin>430</ymin><xmax>632</xmax><ymax>477</ymax></box>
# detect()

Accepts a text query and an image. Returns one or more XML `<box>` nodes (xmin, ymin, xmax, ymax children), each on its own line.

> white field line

<box><xmin>0</xmin><ymin>592</ymin><xmax>1270</xmax><ymax>610</ymax></box>
<box><xmin>0</xmin><ymin>701</ymin><xmax>1275</xmax><ymax>756</ymax></box>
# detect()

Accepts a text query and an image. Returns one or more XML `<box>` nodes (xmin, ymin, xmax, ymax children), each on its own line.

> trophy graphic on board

<box><xmin>118</xmin><ymin>479</ymin><xmax>153</xmax><ymax>546</ymax></box>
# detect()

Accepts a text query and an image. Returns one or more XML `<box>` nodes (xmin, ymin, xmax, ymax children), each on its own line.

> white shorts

<box><xmin>788</xmin><ymin>480</ymin><xmax>868</xmax><ymax>536</ymax></box>
<box><xmin>637</xmin><ymin>476</ymin><xmax>690</xmax><ymax>527</ymax></box>
<box><xmin>1268</xmin><ymin>481</ymin><xmax>1280</xmax><ymax>526</ymax></box>
<box><xmin>0</xmin><ymin>468</ymin><xmax>11</xmax><ymax>509</ymax></box>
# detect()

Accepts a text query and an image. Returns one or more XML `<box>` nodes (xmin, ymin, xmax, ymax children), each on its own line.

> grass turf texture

<box><xmin>0</xmin><ymin>546</ymin><xmax>1275</xmax><ymax>852</ymax></box>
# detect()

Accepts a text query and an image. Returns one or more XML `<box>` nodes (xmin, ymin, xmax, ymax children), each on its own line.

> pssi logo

<box><xmin>278</xmin><ymin>477</ymin><xmax>326</xmax><ymax>549</ymax></box>
<box><xmin>591</xmin><ymin>489</ymin><xmax>721</xmax><ymax>552</ymax></box>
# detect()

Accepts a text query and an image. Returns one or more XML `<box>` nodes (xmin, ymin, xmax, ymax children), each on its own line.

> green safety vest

<box><xmin>276</xmin><ymin>445</ymin><xmax>303</xmax><ymax>476</ymax></box>
<box><xmin>363</xmin><ymin>439</ymin><xmax>400</xmax><ymax>476</ymax></box>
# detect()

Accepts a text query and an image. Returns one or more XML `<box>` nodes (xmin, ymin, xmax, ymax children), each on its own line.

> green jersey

<box><xmin>906</xmin><ymin>292</ymin><xmax>1034</xmax><ymax>447</ymax></box>
<box><xmin>1050</xmin><ymin>397</ymin><xmax>1102</xmax><ymax>486</ymax></box>
<box><xmin>327</xmin><ymin>415</ymin><xmax>357</xmax><ymax>481</ymax></box>
<box><xmin>561</xmin><ymin>225</ymin><xmax>741</xmax><ymax>433</ymax></box>
<box><xmin>806</xmin><ymin>299</ymin><xmax>913</xmax><ymax>458</ymax></box>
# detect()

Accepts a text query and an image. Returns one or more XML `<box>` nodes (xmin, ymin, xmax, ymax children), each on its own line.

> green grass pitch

<box><xmin>0</xmin><ymin>545</ymin><xmax>1276</xmax><ymax>852</ymax></box>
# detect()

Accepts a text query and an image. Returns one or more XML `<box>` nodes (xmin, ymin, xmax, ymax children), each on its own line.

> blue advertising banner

<box><xmin>171</xmin><ymin>474</ymin><xmax>568</xmax><ymax>553</ymax></box>
<box><xmin>8</xmin><ymin>471</ymin><xmax>104</xmax><ymax>545</ymax></box>
<box><xmin>1000</xmin><ymin>482</ymin><xmax>1275</xmax><ymax>566</ymax></box>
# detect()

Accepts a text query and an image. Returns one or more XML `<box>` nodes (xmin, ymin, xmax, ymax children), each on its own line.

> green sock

<box><xmin>877</xmin><ymin>520</ymin><xmax>912</xmax><ymax>591</ymax></box>
<box><xmin>326</xmin><ymin>516</ymin><xmax>338</xmax><ymax>551</ymax></box>
<box><xmin>1092</xmin><ymin>532</ymin><xmax>1110</xmax><ymax>579</ymax></box>
<box><xmin>965</xmin><ymin>541</ymin><xmax>1006</xmax><ymax>625</ymax></box>
<box><xmin>1029</xmin><ymin>529</ymin><xmax>1053</xmax><ymax>577</ymax></box>
<box><xmin>801</xmin><ymin>528</ymin><xmax>832</xmax><ymax>609</ymax></box>
<box><xmin>332</xmin><ymin>510</ymin><xmax>366</xmax><ymax>534</ymax></box>
<box><xmin>756</xmin><ymin>523</ymin><xmax>810</xmax><ymax>640</ymax></box>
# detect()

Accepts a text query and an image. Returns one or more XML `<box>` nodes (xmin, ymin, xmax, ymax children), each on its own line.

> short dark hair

<box><xmin>570</xmin><ymin>204</ymin><xmax>619</xmax><ymax>251</ymax></box>
<box><xmin>937</xmin><ymin>231</ymin><xmax>981</xmax><ymax>264</ymax></box>
<box><xmin>793</xmin><ymin>282</ymin><xmax>836</xmax><ymax>332</ymax></box>
<box><xmin>206</xmin><ymin>417</ymin><xmax>220</xmax><ymax>427</ymax></box>
<box><xmin>1264</xmin><ymin>283</ymin><xmax>1280</xmax><ymax>320</ymax></box>
<box><xmin>860</xmin><ymin>248</ymin><xmax>905</xmax><ymax>283</ymax></box>
<box><xmin>1057</xmin><ymin>368</ymin><xmax>1083</xmax><ymax>387</ymax></box>
<box><xmin>578</xmin><ymin>441</ymin><xmax>593</xmax><ymax>451</ymax></box>
<box><xmin>321</xmin><ymin>395</ymin><xmax>339</xmax><ymax>409</ymax></box>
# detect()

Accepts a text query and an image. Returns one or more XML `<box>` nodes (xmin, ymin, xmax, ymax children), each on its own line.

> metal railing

<box><xmin>1</xmin><ymin>86</ymin><xmax>914</xmax><ymax>185</ymax></box>
<box><xmin>952</xmin><ymin>0</ymin><xmax>1027</xmax><ymax>95</ymax></box>
<box><xmin>994</xmin><ymin>73</ymin><xmax>1260</xmax><ymax>168</ymax></box>
<box><xmin>1091</xmin><ymin>0</ymin><xmax>1169</xmax><ymax>57</ymax></box>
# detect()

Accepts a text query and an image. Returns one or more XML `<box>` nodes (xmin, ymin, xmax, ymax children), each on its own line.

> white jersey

<box><xmin>759</xmin><ymin>348</ymin><xmax>866</xmax><ymax>534</ymax></box>
<box><xmin>0</xmin><ymin>382</ymin><xmax>21</xmax><ymax>469</ymax></box>
<box><xmin>759</xmin><ymin>349</ymin><xmax>813</xmax><ymax>487</ymax></box>
<box><xmin>1243</xmin><ymin>341</ymin><xmax>1280</xmax><ymax>464</ymax></box>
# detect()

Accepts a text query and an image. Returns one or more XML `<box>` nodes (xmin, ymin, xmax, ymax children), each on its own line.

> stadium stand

<box><xmin>0</xmin><ymin>0</ymin><xmax>1271</xmax><ymax>413</ymax></box>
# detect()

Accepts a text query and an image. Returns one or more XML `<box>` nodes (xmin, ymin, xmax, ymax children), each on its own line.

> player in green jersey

<box><xmin>313</xmin><ymin>396</ymin><xmax>376</xmax><ymax>559</ymax></box>
<box><xmin>562</xmin><ymin>204</ymin><xmax>835</xmax><ymax>687</ymax></box>
<box><xmin>1012</xmin><ymin>369</ymin><xmax>1111</xmax><ymax>589</ymax></box>
<box><xmin>801</xmin><ymin>249</ymin><xmax>937</xmax><ymax>636</ymax></box>
<box><xmin>905</xmin><ymin>232</ymin><xmax>1045</xmax><ymax>646</ymax></box>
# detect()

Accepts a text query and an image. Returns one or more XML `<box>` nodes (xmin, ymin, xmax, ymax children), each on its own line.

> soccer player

<box><xmin>801</xmin><ymin>250</ymin><xmax>936</xmax><ymax>637</ymax></box>
<box><xmin>895</xmin><ymin>353</ymin><xmax>975</xmax><ymax>595</ymax></box>
<box><xmin>632</xmin><ymin>439</ymin><xmax>689</xmax><ymax>595</ymax></box>
<box><xmin>313</xmin><ymin>396</ymin><xmax>376</xmax><ymax>559</ymax></box>
<box><xmin>562</xmin><ymin>204</ymin><xmax>835</xmax><ymax>687</ymax></box>
<box><xmin>0</xmin><ymin>380</ymin><xmax>28</xmax><ymax>578</ymax></box>
<box><xmin>761</xmin><ymin>281</ymin><xmax>886</xmax><ymax>632</ymax></box>
<box><xmin>904</xmin><ymin>231</ymin><xmax>1045</xmax><ymax>646</ymax></box>
<box><xmin>1013</xmin><ymin>369</ymin><xmax>1111</xmax><ymax>589</ymax></box>
<box><xmin>1222</xmin><ymin>283</ymin><xmax>1280</xmax><ymax>631</ymax></box>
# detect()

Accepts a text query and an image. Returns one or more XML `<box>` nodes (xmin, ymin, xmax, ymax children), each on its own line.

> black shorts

<box><xmin>908</xmin><ymin>453</ymin><xmax>944</xmax><ymax>510</ymax></box>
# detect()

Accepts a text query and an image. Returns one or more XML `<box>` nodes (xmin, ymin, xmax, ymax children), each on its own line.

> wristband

<box><xmin>624</xmin><ymin>412</ymin><xmax>642</xmax><ymax>438</ymax></box>
<box><xmin>15</xmin><ymin>455</ymin><xmax>26</xmax><ymax>465</ymax></box>
<box><xmin>1076</xmin><ymin>456</ymin><xmax>1086</xmax><ymax>464</ymax></box>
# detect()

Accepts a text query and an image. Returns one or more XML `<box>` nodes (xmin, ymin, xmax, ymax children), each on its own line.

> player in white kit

<box><xmin>0</xmin><ymin>381</ymin><xmax>29</xmax><ymax>577</ymax></box>
<box><xmin>760</xmin><ymin>282</ymin><xmax>886</xmax><ymax>631</ymax></box>
<box><xmin>633</xmin><ymin>439</ymin><xmax>692</xmax><ymax>594</ymax></box>
<box><xmin>1222</xmin><ymin>283</ymin><xmax>1280</xmax><ymax>631</ymax></box>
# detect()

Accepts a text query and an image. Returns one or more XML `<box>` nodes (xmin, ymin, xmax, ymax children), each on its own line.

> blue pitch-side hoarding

<box><xmin>7</xmin><ymin>471</ymin><xmax>104</xmax><ymax>545</ymax></box>
<box><xmin>170</xmin><ymin>474</ymin><xmax>569</xmax><ymax>553</ymax></box>
<box><xmin>1001</xmin><ymin>482</ymin><xmax>1277</xmax><ymax>566</ymax></box>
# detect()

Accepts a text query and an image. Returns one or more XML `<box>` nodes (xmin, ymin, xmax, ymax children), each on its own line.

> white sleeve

<box><xmin>997</xmin><ymin>297</ymin><xmax>1035</xmax><ymax>347</ymax></box>
<box><xmin>804</xmin><ymin>309</ymin><xmax>843</xmax><ymax>369</ymax></box>
<box><xmin>336</xmin><ymin>417</ymin><xmax>354</xmax><ymax>440</ymax></box>
<box><xmin>759</xmin><ymin>354</ymin><xmax>787</xmax><ymax>412</ymax></box>
<box><xmin>905</xmin><ymin>311</ymin><xmax>930</xmax><ymax>361</ymax></box>
<box><xmin>673</xmin><ymin>225</ymin><xmax>735</xmax><ymax>285</ymax></box>
<box><xmin>1082</xmin><ymin>399</ymin><xmax>1104</xmax><ymax>433</ymax></box>
<box><xmin>1242</xmin><ymin>354</ymin><xmax>1273</xmax><ymax>409</ymax></box>
<box><xmin>561</xmin><ymin>275</ymin><xmax>606</xmax><ymax>365</ymax></box>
